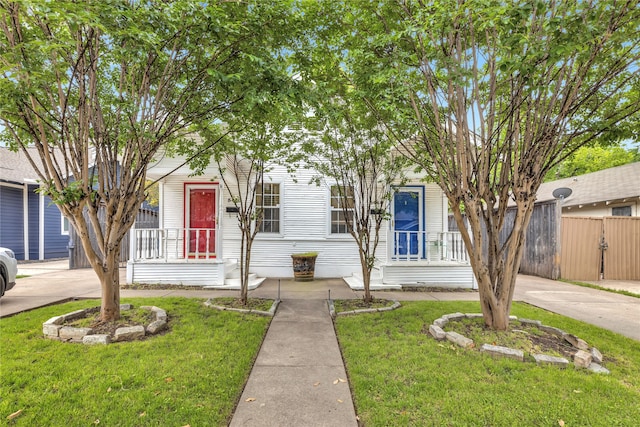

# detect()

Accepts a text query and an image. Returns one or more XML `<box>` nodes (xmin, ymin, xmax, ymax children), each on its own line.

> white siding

<box><xmin>221</xmin><ymin>164</ymin><xmax>365</xmax><ymax>277</ymax></box>
<box><xmin>128</xmin><ymin>261</ymin><xmax>226</xmax><ymax>286</ymax></box>
<box><xmin>381</xmin><ymin>263</ymin><xmax>475</xmax><ymax>288</ymax></box>
<box><xmin>132</xmin><ymin>152</ymin><xmax>468</xmax><ymax>283</ymax></box>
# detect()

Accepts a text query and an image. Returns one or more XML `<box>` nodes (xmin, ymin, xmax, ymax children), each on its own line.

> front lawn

<box><xmin>1</xmin><ymin>297</ymin><xmax>270</xmax><ymax>426</ymax></box>
<box><xmin>336</xmin><ymin>301</ymin><xmax>640</xmax><ymax>426</ymax></box>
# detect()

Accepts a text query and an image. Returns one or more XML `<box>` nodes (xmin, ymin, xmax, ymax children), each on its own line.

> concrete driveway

<box><xmin>513</xmin><ymin>274</ymin><xmax>640</xmax><ymax>341</ymax></box>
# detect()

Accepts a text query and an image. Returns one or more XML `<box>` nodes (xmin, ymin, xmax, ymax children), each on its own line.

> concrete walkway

<box><xmin>230</xmin><ymin>298</ymin><xmax>358</xmax><ymax>427</ymax></box>
<box><xmin>232</xmin><ymin>279</ymin><xmax>361</xmax><ymax>426</ymax></box>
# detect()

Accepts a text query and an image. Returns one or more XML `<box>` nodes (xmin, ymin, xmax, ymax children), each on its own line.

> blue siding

<box><xmin>28</xmin><ymin>186</ymin><xmax>39</xmax><ymax>260</ymax></box>
<box><xmin>43</xmin><ymin>196</ymin><xmax>68</xmax><ymax>258</ymax></box>
<box><xmin>0</xmin><ymin>184</ymin><xmax>25</xmax><ymax>260</ymax></box>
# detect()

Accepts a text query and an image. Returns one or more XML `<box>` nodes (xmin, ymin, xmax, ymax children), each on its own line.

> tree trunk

<box><xmin>98</xmin><ymin>253</ymin><xmax>121</xmax><ymax>322</ymax></box>
<box><xmin>239</xmin><ymin>228</ymin><xmax>252</xmax><ymax>305</ymax></box>
<box><xmin>452</xmin><ymin>198</ymin><xmax>535</xmax><ymax>331</ymax></box>
<box><xmin>360</xmin><ymin>260</ymin><xmax>373</xmax><ymax>304</ymax></box>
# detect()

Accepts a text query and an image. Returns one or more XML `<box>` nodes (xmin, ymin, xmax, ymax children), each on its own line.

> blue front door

<box><xmin>393</xmin><ymin>190</ymin><xmax>421</xmax><ymax>258</ymax></box>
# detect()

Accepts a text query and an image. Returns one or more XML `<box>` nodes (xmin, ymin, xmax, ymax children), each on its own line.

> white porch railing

<box><xmin>388</xmin><ymin>230</ymin><xmax>469</xmax><ymax>263</ymax></box>
<box><xmin>130</xmin><ymin>228</ymin><xmax>217</xmax><ymax>261</ymax></box>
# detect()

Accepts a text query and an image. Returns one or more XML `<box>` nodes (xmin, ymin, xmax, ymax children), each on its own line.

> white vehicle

<box><xmin>0</xmin><ymin>247</ymin><xmax>18</xmax><ymax>297</ymax></box>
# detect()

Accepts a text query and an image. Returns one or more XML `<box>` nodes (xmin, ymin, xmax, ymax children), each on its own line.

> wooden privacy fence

<box><xmin>561</xmin><ymin>216</ymin><xmax>640</xmax><ymax>281</ymax></box>
<box><xmin>69</xmin><ymin>207</ymin><xmax>158</xmax><ymax>269</ymax></box>
<box><xmin>449</xmin><ymin>200</ymin><xmax>562</xmax><ymax>280</ymax></box>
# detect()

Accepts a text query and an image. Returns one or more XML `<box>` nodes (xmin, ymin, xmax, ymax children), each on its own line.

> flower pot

<box><xmin>291</xmin><ymin>253</ymin><xmax>318</xmax><ymax>281</ymax></box>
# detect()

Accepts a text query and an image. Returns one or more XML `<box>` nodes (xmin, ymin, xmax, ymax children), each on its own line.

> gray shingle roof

<box><xmin>536</xmin><ymin>162</ymin><xmax>640</xmax><ymax>207</ymax></box>
<box><xmin>0</xmin><ymin>147</ymin><xmax>44</xmax><ymax>184</ymax></box>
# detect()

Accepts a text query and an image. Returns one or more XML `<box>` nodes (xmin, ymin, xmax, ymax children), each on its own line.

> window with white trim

<box><xmin>256</xmin><ymin>183</ymin><xmax>280</xmax><ymax>233</ymax></box>
<box><xmin>61</xmin><ymin>215</ymin><xmax>70</xmax><ymax>235</ymax></box>
<box><xmin>330</xmin><ymin>185</ymin><xmax>354</xmax><ymax>234</ymax></box>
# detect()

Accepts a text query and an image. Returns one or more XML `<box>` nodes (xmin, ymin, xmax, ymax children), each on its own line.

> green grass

<box><xmin>335</xmin><ymin>301</ymin><xmax>640</xmax><ymax>426</ymax></box>
<box><xmin>333</xmin><ymin>298</ymin><xmax>393</xmax><ymax>312</ymax></box>
<box><xmin>561</xmin><ymin>279</ymin><xmax>640</xmax><ymax>298</ymax></box>
<box><xmin>0</xmin><ymin>297</ymin><xmax>271</xmax><ymax>426</ymax></box>
<box><xmin>15</xmin><ymin>275</ymin><xmax>29</xmax><ymax>279</ymax></box>
<box><xmin>209</xmin><ymin>297</ymin><xmax>274</xmax><ymax>311</ymax></box>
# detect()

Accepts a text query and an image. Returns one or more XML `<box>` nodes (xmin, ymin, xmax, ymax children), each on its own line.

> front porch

<box><xmin>127</xmin><ymin>228</ymin><xmax>475</xmax><ymax>290</ymax></box>
<box><xmin>344</xmin><ymin>231</ymin><xmax>475</xmax><ymax>290</ymax></box>
<box><xmin>126</xmin><ymin>227</ymin><xmax>265</xmax><ymax>289</ymax></box>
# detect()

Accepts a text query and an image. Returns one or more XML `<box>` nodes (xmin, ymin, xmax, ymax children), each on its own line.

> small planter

<box><xmin>291</xmin><ymin>252</ymin><xmax>318</xmax><ymax>281</ymax></box>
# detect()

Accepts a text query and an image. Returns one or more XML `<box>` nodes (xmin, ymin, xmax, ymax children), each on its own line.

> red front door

<box><xmin>188</xmin><ymin>188</ymin><xmax>216</xmax><ymax>257</ymax></box>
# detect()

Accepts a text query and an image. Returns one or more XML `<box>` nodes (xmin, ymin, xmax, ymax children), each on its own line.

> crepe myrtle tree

<box><xmin>193</xmin><ymin>118</ymin><xmax>299</xmax><ymax>305</ymax></box>
<box><xmin>298</xmin><ymin>86</ymin><xmax>407</xmax><ymax>302</ymax></box>
<box><xmin>0</xmin><ymin>0</ymin><xmax>298</xmax><ymax>321</ymax></box>
<box><xmin>304</xmin><ymin>128</ymin><xmax>406</xmax><ymax>303</ymax></box>
<box><xmin>306</xmin><ymin>0</ymin><xmax>640</xmax><ymax>329</ymax></box>
<box><xmin>293</xmin><ymin>12</ymin><xmax>408</xmax><ymax>303</ymax></box>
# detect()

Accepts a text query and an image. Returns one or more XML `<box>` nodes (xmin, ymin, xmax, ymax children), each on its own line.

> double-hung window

<box><xmin>330</xmin><ymin>185</ymin><xmax>354</xmax><ymax>234</ymax></box>
<box><xmin>256</xmin><ymin>183</ymin><xmax>280</xmax><ymax>233</ymax></box>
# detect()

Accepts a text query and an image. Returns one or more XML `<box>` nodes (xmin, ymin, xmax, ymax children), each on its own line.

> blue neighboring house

<box><xmin>0</xmin><ymin>147</ymin><xmax>69</xmax><ymax>260</ymax></box>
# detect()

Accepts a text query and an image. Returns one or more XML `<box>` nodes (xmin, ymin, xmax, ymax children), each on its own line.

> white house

<box><xmin>126</xmin><ymin>149</ymin><xmax>475</xmax><ymax>290</ymax></box>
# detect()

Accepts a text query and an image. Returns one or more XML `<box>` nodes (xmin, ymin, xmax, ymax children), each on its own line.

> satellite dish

<box><xmin>552</xmin><ymin>187</ymin><xmax>573</xmax><ymax>199</ymax></box>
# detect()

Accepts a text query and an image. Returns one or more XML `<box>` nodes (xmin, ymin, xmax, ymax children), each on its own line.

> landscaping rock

<box><xmin>587</xmin><ymin>363</ymin><xmax>610</xmax><ymax>375</ymax></box>
<box><xmin>114</xmin><ymin>325</ymin><xmax>145</xmax><ymax>341</ymax></box>
<box><xmin>62</xmin><ymin>309</ymin><xmax>88</xmax><ymax>322</ymax></box>
<box><xmin>433</xmin><ymin>318</ymin><xmax>448</xmax><ymax>328</ymax></box>
<box><xmin>563</xmin><ymin>333</ymin><xmax>589</xmax><ymax>350</ymax></box>
<box><xmin>83</xmin><ymin>334</ymin><xmax>111</xmax><ymax>345</ymax></box>
<box><xmin>43</xmin><ymin>324</ymin><xmax>63</xmax><ymax>337</ymax></box>
<box><xmin>120</xmin><ymin>304</ymin><xmax>133</xmax><ymax>310</ymax></box>
<box><xmin>44</xmin><ymin>315</ymin><xmax>65</xmax><ymax>326</ymax></box>
<box><xmin>356</xmin><ymin>308</ymin><xmax>378</xmax><ymax>314</ymax></box>
<box><xmin>519</xmin><ymin>318</ymin><xmax>542</xmax><ymax>327</ymax></box>
<box><xmin>142</xmin><ymin>305</ymin><xmax>167</xmax><ymax>320</ymax></box>
<box><xmin>480</xmin><ymin>344</ymin><xmax>524</xmax><ymax>361</ymax></box>
<box><xmin>446</xmin><ymin>331</ymin><xmax>474</xmax><ymax>348</ymax></box>
<box><xmin>443</xmin><ymin>312</ymin><xmax>465</xmax><ymax>321</ymax></box>
<box><xmin>532</xmin><ymin>353</ymin><xmax>569</xmax><ymax>368</ymax></box>
<box><xmin>464</xmin><ymin>313</ymin><xmax>484</xmax><ymax>319</ymax></box>
<box><xmin>591</xmin><ymin>347</ymin><xmax>603</xmax><ymax>364</ymax></box>
<box><xmin>573</xmin><ymin>350</ymin><xmax>593</xmax><ymax>368</ymax></box>
<box><xmin>59</xmin><ymin>326</ymin><xmax>93</xmax><ymax>342</ymax></box>
<box><xmin>429</xmin><ymin>324</ymin><xmax>446</xmax><ymax>340</ymax></box>
<box><xmin>146</xmin><ymin>320</ymin><xmax>167</xmax><ymax>334</ymax></box>
<box><xmin>153</xmin><ymin>308</ymin><xmax>168</xmax><ymax>321</ymax></box>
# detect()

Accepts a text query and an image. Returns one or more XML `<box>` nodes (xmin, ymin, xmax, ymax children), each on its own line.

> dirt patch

<box><xmin>445</xmin><ymin>318</ymin><xmax>578</xmax><ymax>359</ymax></box>
<box><xmin>54</xmin><ymin>306</ymin><xmax>170</xmax><ymax>343</ymax></box>
<box><xmin>121</xmin><ymin>283</ymin><xmax>202</xmax><ymax>290</ymax></box>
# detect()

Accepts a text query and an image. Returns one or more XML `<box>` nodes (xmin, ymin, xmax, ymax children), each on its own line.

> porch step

<box><xmin>343</xmin><ymin>271</ymin><xmax>401</xmax><ymax>291</ymax></box>
<box><xmin>204</xmin><ymin>274</ymin><xmax>266</xmax><ymax>290</ymax></box>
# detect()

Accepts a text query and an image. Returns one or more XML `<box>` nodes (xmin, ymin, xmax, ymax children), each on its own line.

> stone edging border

<box><xmin>204</xmin><ymin>299</ymin><xmax>281</xmax><ymax>317</ymax></box>
<box><xmin>42</xmin><ymin>304</ymin><xmax>169</xmax><ymax>345</ymax></box>
<box><xmin>327</xmin><ymin>299</ymin><xmax>401</xmax><ymax>319</ymax></box>
<box><xmin>428</xmin><ymin>312</ymin><xmax>610</xmax><ymax>374</ymax></box>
